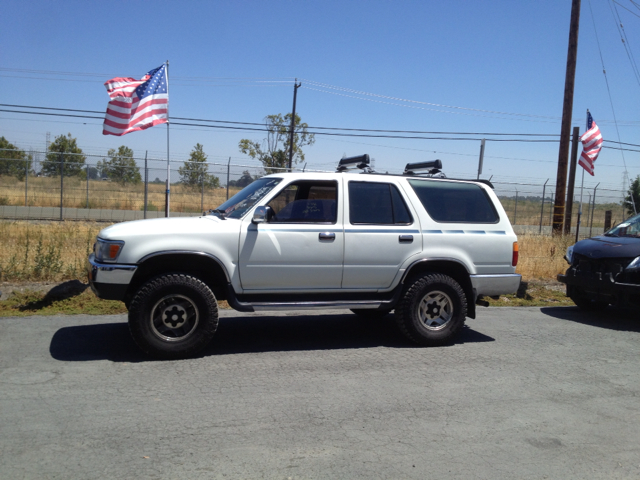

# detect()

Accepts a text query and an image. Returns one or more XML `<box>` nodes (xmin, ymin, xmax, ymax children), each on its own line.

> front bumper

<box><xmin>558</xmin><ymin>269</ymin><xmax>640</xmax><ymax>305</ymax></box>
<box><xmin>87</xmin><ymin>254</ymin><xmax>137</xmax><ymax>301</ymax></box>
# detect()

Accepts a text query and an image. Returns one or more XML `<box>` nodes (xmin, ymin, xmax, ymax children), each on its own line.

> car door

<box><xmin>343</xmin><ymin>180</ymin><xmax>422</xmax><ymax>289</ymax></box>
<box><xmin>238</xmin><ymin>179</ymin><xmax>344</xmax><ymax>291</ymax></box>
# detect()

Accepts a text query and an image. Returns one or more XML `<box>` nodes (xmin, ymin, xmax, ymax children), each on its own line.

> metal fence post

<box><xmin>514</xmin><ymin>189</ymin><xmax>518</xmax><ymax>225</ymax></box>
<box><xmin>86</xmin><ymin>164</ymin><xmax>90</xmax><ymax>208</ymax></box>
<box><xmin>539</xmin><ymin>179</ymin><xmax>548</xmax><ymax>234</ymax></box>
<box><xmin>25</xmin><ymin>155</ymin><xmax>29</xmax><ymax>206</ymax></box>
<box><xmin>144</xmin><ymin>151</ymin><xmax>148</xmax><ymax>219</ymax></box>
<box><xmin>590</xmin><ymin>183</ymin><xmax>598</xmax><ymax>237</ymax></box>
<box><xmin>59</xmin><ymin>152</ymin><xmax>64</xmax><ymax>221</ymax></box>
<box><xmin>201</xmin><ymin>171</ymin><xmax>205</xmax><ymax>213</ymax></box>
<box><xmin>226</xmin><ymin>157</ymin><xmax>231</xmax><ymax>200</ymax></box>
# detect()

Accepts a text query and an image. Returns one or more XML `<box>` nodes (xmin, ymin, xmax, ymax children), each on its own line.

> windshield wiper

<box><xmin>207</xmin><ymin>209</ymin><xmax>227</xmax><ymax>219</ymax></box>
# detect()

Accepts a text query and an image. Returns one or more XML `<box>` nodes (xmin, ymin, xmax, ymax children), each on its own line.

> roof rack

<box><xmin>336</xmin><ymin>154</ymin><xmax>375</xmax><ymax>173</ymax></box>
<box><xmin>403</xmin><ymin>160</ymin><xmax>445</xmax><ymax>177</ymax></box>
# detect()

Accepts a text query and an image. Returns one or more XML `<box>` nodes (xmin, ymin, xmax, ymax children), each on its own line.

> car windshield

<box><xmin>606</xmin><ymin>212</ymin><xmax>640</xmax><ymax>238</ymax></box>
<box><xmin>213</xmin><ymin>177</ymin><xmax>282</xmax><ymax>219</ymax></box>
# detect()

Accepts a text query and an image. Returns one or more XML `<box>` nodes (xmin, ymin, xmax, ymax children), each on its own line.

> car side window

<box><xmin>408</xmin><ymin>179</ymin><xmax>499</xmax><ymax>223</ymax></box>
<box><xmin>267</xmin><ymin>181</ymin><xmax>338</xmax><ymax>224</ymax></box>
<box><xmin>349</xmin><ymin>181</ymin><xmax>413</xmax><ymax>225</ymax></box>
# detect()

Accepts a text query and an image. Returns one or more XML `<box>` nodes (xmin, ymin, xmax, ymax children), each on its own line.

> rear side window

<box><xmin>408</xmin><ymin>179</ymin><xmax>499</xmax><ymax>223</ymax></box>
<box><xmin>349</xmin><ymin>181</ymin><xmax>413</xmax><ymax>225</ymax></box>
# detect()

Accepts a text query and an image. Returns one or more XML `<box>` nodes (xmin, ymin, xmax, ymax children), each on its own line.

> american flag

<box><xmin>578</xmin><ymin>111</ymin><xmax>603</xmax><ymax>176</ymax></box>
<box><xmin>103</xmin><ymin>65</ymin><xmax>168</xmax><ymax>136</ymax></box>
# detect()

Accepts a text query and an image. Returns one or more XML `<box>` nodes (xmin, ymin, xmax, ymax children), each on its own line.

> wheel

<box><xmin>395</xmin><ymin>273</ymin><xmax>467</xmax><ymax>346</ymax></box>
<box><xmin>128</xmin><ymin>274</ymin><xmax>219</xmax><ymax>359</ymax></box>
<box><xmin>350</xmin><ymin>308</ymin><xmax>392</xmax><ymax>319</ymax></box>
<box><xmin>569</xmin><ymin>287</ymin><xmax>609</xmax><ymax>311</ymax></box>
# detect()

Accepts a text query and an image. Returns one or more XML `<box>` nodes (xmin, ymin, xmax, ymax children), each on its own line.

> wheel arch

<box><xmin>402</xmin><ymin>259</ymin><xmax>476</xmax><ymax>319</ymax></box>
<box><xmin>126</xmin><ymin>252</ymin><xmax>230</xmax><ymax>305</ymax></box>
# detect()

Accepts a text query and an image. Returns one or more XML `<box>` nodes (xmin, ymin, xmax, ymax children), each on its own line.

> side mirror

<box><xmin>252</xmin><ymin>206</ymin><xmax>271</xmax><ymax>224</ymax></box>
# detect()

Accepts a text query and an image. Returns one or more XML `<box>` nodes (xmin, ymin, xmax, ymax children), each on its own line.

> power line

<box><xmin>1</xmin><ymin>103</ymin><xmax>640</xmax><ymax>148</ymax></box>
<box><xmin>0</xmin><ymin>103</ymin><xmax>562</xmax><ymax>138</ymax></box>
<box><xmin>613</xmin><ymin>0</ymin><xmax>640</xmax><ymax>18</ymax></box>
<box><xmin>301</xmin><ymin>79</ymin><xmax>562</xmax><ymax>121</ymax></box>
<box><xmin>609</xmin><ymin>0</ymin><xmax>640</xmax><ymax>85</ymax></box>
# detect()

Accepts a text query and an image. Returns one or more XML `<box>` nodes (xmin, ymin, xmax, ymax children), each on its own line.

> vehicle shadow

<box><xmin>49</xmin><ymin>312</ymin><xmax>494</xmax><ymax>362</ymax></box>
<box><xmin>18</xmin><ymin>280</ymin><xmax>88</xmax><ymax>311</ymax></box>
<box><xmin>540</xmin><ymin>306</ymin><xmax>640</xmax><ymax>333</ymax></box>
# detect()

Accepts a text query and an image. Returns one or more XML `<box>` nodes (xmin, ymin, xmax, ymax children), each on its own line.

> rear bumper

<box><xmin>87</xmin><ymin>254</ymin><xmax>136</xmax><ymax>301</ymax></box>
<box><xmin>470</xmin><ymin>273</ymin><xmax>521</xmax><ymax>296</ymax></box>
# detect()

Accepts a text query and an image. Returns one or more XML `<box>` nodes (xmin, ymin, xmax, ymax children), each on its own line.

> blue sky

<box><xmin>1</xmin><ymin>0</ymin><xmax>639</xmax><ymax>201</ymax></box>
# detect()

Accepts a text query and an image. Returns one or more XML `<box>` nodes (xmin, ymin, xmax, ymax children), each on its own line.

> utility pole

<box><xmin>477</xmin><ymin>139</ymin><xmax>485</xmax><ymax>180</ymax></box>
<box><xmin>564</xmin><ymin>126</ymin><xmax>580</xmax><ymax>234</ymax></box>
<box><xmin>288</xmin><ymin>79</ymin><xmax>301</xmax><ymax>172</ymax></box>
<box><xmin>552</xmin><ymin>0</ymin><xmax>581</xmax><ymax>234</ymax></box>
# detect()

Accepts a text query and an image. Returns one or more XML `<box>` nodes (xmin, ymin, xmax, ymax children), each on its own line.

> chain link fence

<box><xmin>0</xmin><ymin>148</ymin><xmax>631</xmax><ymax>237</ymax></box>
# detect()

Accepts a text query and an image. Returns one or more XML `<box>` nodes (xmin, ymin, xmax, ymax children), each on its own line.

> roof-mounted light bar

<box><xmin>403</xmin><ymin>159</ymin><xmax>444</xmax><ymax>176</ymax></box>
<box><xmin>337</xmin><ymin>154</ymin><xmax>370</xmax><ymax>172</ymax></box>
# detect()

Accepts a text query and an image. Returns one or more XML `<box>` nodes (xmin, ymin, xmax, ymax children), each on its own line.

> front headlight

<box><xmin>565</xmin><ymin>245</ymin><xmax>574</xmax><ymax>265</ymax></box>
<box><xmin>94</xmin><ymin>238</ymin><xmax>124</xmax><ymax>263</ymax></box>
<box><xmin>627</xmin><ymin>256</ymin><xmax>640</xmax><ymax>270</ymax></box>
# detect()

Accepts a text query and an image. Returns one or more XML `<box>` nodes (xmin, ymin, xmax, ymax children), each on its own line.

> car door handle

<box><xmin>319</xmin><ymin>232</ymin><xmax>335</xmax><ymax>240</ymax></box>
<box><xmin>399</xmin><ymin>235</ymin><xmax>413</xmax><ymax>243</ymax></box>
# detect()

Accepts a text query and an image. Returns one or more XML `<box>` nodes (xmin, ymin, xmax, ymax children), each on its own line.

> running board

<box><xmin>224</xmin><ymin>284</ymin><xmax>402</xmax><ymax>313</ymax></box>
<box><xmin>251</xmin><ymin>301</ymin><xmax>383</xmax><ymax>312</ymax></box>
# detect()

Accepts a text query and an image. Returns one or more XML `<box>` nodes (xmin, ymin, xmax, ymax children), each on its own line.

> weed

<box><xmin>0</xmin><ymin>288</ymin><xmax>127</xmax><ymax>317</ymax></box>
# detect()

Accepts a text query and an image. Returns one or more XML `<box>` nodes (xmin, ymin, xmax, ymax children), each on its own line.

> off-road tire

<box><xmin>128</xmin><ymin>273</ymin><xmax>219</xmax><ymax>359</ymax></box>
<box><xmin>395</xmin><ymin>273</ymin><xmax>467</xmax><ymax>346</ymax></box>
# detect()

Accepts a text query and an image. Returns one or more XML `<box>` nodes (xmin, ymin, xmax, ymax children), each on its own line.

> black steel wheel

<box><xmin>395</xmin><ymin>273</ymin><xmax>467</xmax><ymax>346</ymax></box>
<box><xmin>128</xmin><ymin>274</ymin><xmax>219</xmax><ymax>359</ymax></box>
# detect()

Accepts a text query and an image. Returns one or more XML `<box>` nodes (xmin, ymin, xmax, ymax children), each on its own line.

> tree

<box><xmin>42</xmin><ymin>133</ymin><xmax>86</xmax><ymax>177</ymax></box>
<box><xmin>236</xmin><ymin>170</ymin><xmax>255</xmax><ymax>188</ymax></box>
<box><xmin>624</xmin><ymin>175</ymin><xmax>640</xmax><ymax>217</ymax></box>
<box><xmin>238</xmin><ymin>113</ymin><xmax>315</xmax><ymax>174</ymax></box>
<box><xmin>97</xmin><ymin>146</ymin><xmax>141</xmax><ymax>185</ymax></box>
<box><xmin>0</xmin><ymin>136</ymin><xmax>33</xmax><ymax>180</ymax></box>
<box><xmin>86</xmin><ymin>166</ymin><xmax>100</xmax><ymax>180</ymax></box>
<box><xmin>178</xmin><ymin>144</ymin><xmax>220</xmax><ymax>188</ymax></box>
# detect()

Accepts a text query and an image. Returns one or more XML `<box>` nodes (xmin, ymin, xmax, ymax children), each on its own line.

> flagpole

<box><xmin>575</xmin><ymin>109</ymin><xmax>588</xmax><ymax>243</ymax></box>
<box><xmin>165</xmin><ymin>60</ymin><xmax>170</xmax><ymax>218</ymax></box>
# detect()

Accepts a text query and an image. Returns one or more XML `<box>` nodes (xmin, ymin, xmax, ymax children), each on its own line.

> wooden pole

<box><xmin>552</xmin><ymin>0</ymin><xmax>581</xmax><ymax>234</ymax></box>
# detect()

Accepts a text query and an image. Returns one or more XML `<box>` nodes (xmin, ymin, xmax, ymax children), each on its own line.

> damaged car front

<box><xmin>558</xmin><ymin>212</ymin><xmax>640</xmax><ymax>311</ymax></box>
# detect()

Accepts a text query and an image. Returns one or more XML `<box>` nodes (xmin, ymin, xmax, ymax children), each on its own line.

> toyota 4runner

<box><xmin>88</xmin><ymin>155</ymin><xmax>521</xmax><ymax>358</ymax></box>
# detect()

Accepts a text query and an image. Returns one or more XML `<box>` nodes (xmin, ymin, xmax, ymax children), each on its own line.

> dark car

<box><xmin>558</xmin><ymin>212</ymin><xmax>640</xmax><ymax>311</ymax></box>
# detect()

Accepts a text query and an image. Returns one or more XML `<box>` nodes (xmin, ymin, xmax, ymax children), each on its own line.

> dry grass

<box><xmin>0</xmin><ymin>220</ymin><xmax>107</xmax><ymax>282</ymax></box>
<box><xmin>0</xmin><ymin>176</ymin><xmax>241</xmax><ymax>213</ymax></box>
<box><xmin>515</xmin><ymin>234</ymin><xmax>574</xmax><ymax>281</ymax></box>
<box><xmin>0</xmin><ymin>220</ymin><xmax>572</xmax><ymax>284</ymax></box>
<box><xmin>498</xmin><ymin>197</ymin><xmax>626</xmax><ymax>230</ymax></box>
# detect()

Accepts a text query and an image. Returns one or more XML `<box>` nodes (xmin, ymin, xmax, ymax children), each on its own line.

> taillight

<box><xmin>512</xmin><ymin>242</ymin><xmax>519</xmax><ymax>267</ymax></box>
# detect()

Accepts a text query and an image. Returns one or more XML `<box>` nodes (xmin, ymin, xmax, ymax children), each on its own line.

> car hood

<box><xmin>573</xmin><ymin>235</ymin><xmax>640</xmax><ymax>259</ymax></box>
<box><xmin>98</xmin><ymin>215</ymin><xmax>230</xmax><ymax>240</ymax></box>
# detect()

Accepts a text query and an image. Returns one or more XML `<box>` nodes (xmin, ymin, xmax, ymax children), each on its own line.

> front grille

<box><xmin>573</xmin><ymin>254</ymin><xmax>632</xmax><ymax>282</ymax></box>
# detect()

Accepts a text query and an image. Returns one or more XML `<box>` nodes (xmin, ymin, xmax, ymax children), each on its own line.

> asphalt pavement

<box><xmin>1</xmin><ymin>306</ymin><xmax>639</xmax><ymax>479</ymax></box>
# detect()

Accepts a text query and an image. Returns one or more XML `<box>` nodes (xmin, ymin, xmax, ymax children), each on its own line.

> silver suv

<box><xmin>88</xmin><ymin>155</ymin><xmax>521</xmax><ymax>358</ymax></box>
